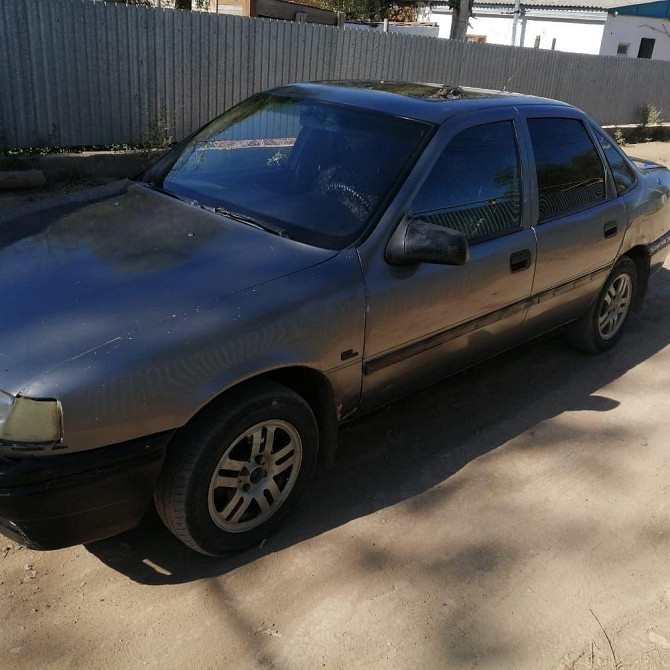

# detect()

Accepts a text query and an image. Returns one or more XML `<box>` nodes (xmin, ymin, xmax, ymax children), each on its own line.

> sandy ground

<box><xmin>1</xmin><ymin>143</ymin><xmax>670</xmax><ymax>670</ymax></box>
<box><xmin>0</xmin><ymin>140</ymin><xmax>667</xmax><ymax>209</ymax></box>
<box><xmin>626</xmin><ymin>141</ymin><xmax>670</xmax><ymax>167</ymax></box>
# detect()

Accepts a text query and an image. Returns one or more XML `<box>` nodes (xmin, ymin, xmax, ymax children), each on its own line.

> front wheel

<box><xmin>566</xmin><ymin>257</ymin><xmax>638</xmax><ymax>354</ymax></box>
<box><xmin>154</xmin><ymin>381</ymin><xmax>319</xmax><ymax>555</ymax></box>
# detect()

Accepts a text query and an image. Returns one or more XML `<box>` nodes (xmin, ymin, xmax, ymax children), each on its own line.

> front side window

<box><xmin>527</xmin><ymin>117</ymin><xmax>605</xmax><ymax>222</ymax></box>
<box><xmin>412</xmin><ymin>121</ymin><xmax>522</xmax><ymax>243</ymax></box>
<box><xmin>143</xmin><ymin>94</ymin><xmax>432</xmax><ymax>249</ymax></box>
<box><xmin>594</xmin><ymin>130</ymin><xmax>637</xmax><ymax>195</ymax></box>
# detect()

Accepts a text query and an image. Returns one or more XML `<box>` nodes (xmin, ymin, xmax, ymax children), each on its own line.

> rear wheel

<box><xmin>154</xmin><ymin>381</ymin><xmax>319</xmax><ymax>555</ymax></box>
<box><xmin>566</xmin><ymin>257</ymin><xmax>638</xmax><ymax>354</ymax></box>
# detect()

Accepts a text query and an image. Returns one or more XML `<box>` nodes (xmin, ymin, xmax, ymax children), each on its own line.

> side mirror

<box><xmin>386</xmin><ymin>217</ymin><xmax>470</xmax><ymax>266</ymax></box>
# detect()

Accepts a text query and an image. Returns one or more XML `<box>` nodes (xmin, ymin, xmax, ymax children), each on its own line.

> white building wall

<box><xmin>519</xmin><ymin>16</ymin><xmax>605</xmax><ymax>53</ymax></box>
<box><xmin>431</xmin><ymin>12</ymin><xmax>515</xmax><ymax>43</ymax></box>
<box><xmin>600</xmin><ymin>15</ymin><xmax>670</xmax><ymax>60</ymax></box>
<box><xmin>431</xmin><ymin>9</ymin><xmax>605</xmax><ymax>54</ymax></box>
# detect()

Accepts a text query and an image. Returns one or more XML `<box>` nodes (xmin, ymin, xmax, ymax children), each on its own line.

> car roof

<box><xmin>267</xmin><ymin>81</ymin><xmax>574</xmax><ymax>124</ymax></box>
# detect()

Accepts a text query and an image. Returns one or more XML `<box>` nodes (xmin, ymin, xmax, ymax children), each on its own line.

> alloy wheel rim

<box><xmin>207</xmin><ymin>420</ymin><xmax>302</xmax><ymax>533</ymax></box>
<box><xmin>597</xmin><ymin>273</ymin><xmax>632</xmax><ymax>340</ymax></box>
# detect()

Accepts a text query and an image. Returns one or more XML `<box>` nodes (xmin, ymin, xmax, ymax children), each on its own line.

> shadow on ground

<box><xmin>86</xmin><ymin>267</ymin><xmax>670</xmax><ymax>586</ymax></box>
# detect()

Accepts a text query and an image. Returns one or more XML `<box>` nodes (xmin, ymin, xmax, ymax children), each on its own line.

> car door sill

<box><xmin>363</xmin><ymin>263</ymin><xmax>613</xmax><ymax>375</ymax></box>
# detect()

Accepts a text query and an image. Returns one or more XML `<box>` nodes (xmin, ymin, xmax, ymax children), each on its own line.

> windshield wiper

<box><xmin>206</xmin><ymin>206</ymin><xmax>290</xmax><ymax>239</ymax></box>
<box><xmin>135</xmin><ymin>181</ymin><xmax>201</xmax><ymax>207</ymax></box>
<box><xmin>136</xmin><ymin>181</ymin><xmax>290</xmax><ymax>239</ymax></box>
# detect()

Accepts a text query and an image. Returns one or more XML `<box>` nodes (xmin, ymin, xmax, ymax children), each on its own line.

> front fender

<box><xmin>21</xmin><ymin>250</ymin><xmax>366</xmax><ymax>454</ymax></box>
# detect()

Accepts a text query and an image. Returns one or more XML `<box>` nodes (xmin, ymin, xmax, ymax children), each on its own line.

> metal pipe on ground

<box><xmin>0</xmin><ymin>170</ymin><xmax>46</xmax><ymax>191</ymax></box>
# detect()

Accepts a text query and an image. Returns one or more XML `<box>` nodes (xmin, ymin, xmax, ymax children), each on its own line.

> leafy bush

<box><xmin>315</xmin><ymin>0</ymin><xmax>393</xmax><ymax>20</ymax></box>
<box><xmin>638</xmin><ymin>104</ymin><xmax>663</xmax><ymax>128</ymax></box>
<box><xmin>612</xmin><ymin>128</ymin><xmax>627</xmax><ymax>146</ymax></box>
<box><xmin>608</xmin><ymin>125</ymin><xmax>670</xmax><ymax>145</ymax></box>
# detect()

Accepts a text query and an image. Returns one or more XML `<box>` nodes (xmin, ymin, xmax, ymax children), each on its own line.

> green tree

<box><xmin>315</xmin><ymin>0</ymin><xmax>393</xmax><ymax>21</ymax></box>
<box><xmin>105</xmin><ymin>0</ymin><xmax>211</xmax><ymax>8</ymax></box>
<box><xmin>106</xmin><ymin>0</ymin><xmax>154</xmax><ymax>6</ymax></box>
<box><xmin>174</xmin><ymin>0</ymin><xmax>212</xmax><ymax>8</ymax></box>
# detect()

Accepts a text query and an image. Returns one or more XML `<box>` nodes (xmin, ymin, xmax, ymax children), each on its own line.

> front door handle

<box><xmin>510</xmin><ymin>249</ymin><xmax>532</xmax><ymax>274</ymax></box>
<box><xmin>604</xmin><ymin>221</ymin><xmax>618</xmax><ymax>239</ymax></box>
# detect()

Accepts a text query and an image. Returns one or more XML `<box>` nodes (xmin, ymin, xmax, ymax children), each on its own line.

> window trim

<box><xmin>524</xmin><ymin>114</ymin><xmax>608</xmax><ymax>225</ymax></box>
<box><xmin>589</xmin><ymin>124</ymin><xmax>638</xmax><ymax>197</ymax></box>
<box><xmin>637</xmin><ymin>37</ymin><xmax>655</xmax><ymax>59</ymax></box>
<box><xmin>409</xmin><ymin>117</ymin><xmax>525</xmax><ymax>246</ymax></box>
<box><xmin>414</xmin><ymin>210</ymin><xmax>523</xmax><ymax>246</ymax></box>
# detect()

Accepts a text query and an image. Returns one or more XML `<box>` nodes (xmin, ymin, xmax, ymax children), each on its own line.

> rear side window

<box><xmin>528</xmin><ymin>118</ymin><xmax>605</xmax><ymax>222</ymax></box>
<box><xmin>412</xmin><ymin>121</ymin><xmax>522</xmax><ymax>243</ymax></box>
<box><xmin>594</xmin><ymin>130</ymin><xmax>637</xmax><ymax>195</ymax></box>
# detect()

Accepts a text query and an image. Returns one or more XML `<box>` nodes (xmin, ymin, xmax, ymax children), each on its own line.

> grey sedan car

<box><xmin>1</xmin><ymin>82</ymin><xmax>669</xmax><ymax>555</ymax></box>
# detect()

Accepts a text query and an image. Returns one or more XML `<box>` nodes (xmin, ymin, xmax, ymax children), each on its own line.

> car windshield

<box><xmin>142</xmin><ymin>93</ymin><xmax>433</xmax><ymax>249</ymax></box>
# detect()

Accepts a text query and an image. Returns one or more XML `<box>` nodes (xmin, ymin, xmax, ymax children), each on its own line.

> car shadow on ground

<box><xmin>86</xmin><ymin>267</ymin><xmax>670</xmax><ymax>585</ymax></box>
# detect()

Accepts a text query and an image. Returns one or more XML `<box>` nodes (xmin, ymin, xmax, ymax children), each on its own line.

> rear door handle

<box><xmin>604</xmin><ymin>221</ymin><xmax>618</xmax><ymax>239</ymax></box>
<box><xmin>510</xmin><ymin>249</ymin><xmax>532</xmax><ymax>273</ymax></box>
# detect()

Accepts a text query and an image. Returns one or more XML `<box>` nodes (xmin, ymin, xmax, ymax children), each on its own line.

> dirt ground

<box><xmin>0</xmin><ymin>176</ymin><xmax>112</xmax><ymax>210</ymax></box>
<box><xmin>625</xmin><ymin>141</ymin><xmax>670</xmax><ymax>167</ymax></box>
<box><xmin>1</xmin><ymin>143</ymin><xmax>670</xmax><ymax>670</ymax></box>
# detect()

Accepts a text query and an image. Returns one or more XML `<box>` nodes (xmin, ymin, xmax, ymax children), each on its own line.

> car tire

<box><xmin>566</xmin><ymin>256</ymin><xmax>638</xmax><ymax>354</ymax></box>
<box><xmin>154</xmin><ymin>380</ymin><xmax>319</xmax><ymax>556</ymax></box>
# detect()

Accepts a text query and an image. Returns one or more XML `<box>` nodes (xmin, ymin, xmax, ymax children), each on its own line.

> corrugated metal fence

<box><xmin>1</xmin><ymin>0</ymin><xmax>669</xmax><ymax>149</ymax></box>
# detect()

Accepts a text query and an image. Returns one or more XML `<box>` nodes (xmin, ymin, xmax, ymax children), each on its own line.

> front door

<box><xmin>359</xmin><ymin>113</ymin><xmax>537</xmax><ymax>412</ymax></box>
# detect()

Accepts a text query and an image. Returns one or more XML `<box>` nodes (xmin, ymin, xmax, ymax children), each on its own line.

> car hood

<box><xmin>0</xmin><ymin>181</ymin><xmax>335</xmax><ymax>395</ymax></box>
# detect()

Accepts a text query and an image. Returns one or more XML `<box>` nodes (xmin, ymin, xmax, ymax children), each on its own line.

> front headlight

<box><xmin>0</xmin><ymin>391</ymin><xmax>63</xmax><ymax>445</ymax></box>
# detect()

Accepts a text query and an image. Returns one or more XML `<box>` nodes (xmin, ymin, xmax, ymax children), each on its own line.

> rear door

<box><xmin>519</xmin><ymin>110</ymin><xmax>627</xmax><ymax>332</ymax></box>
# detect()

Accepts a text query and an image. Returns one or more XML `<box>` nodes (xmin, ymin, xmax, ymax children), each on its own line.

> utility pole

<box><xmin>511</xmin><ymin>0</ymin><xmax>521</xmax><ymax>46</ymax></box>
<box><xmin>449</xmin><ymin>0</ymin><xmax>472</xmax><ymax>41</ymax></box>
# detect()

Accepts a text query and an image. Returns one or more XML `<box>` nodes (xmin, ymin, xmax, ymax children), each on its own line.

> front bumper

<box><xmin>0</xmin><ymin>432</ymin><xmax>172</xmax><ymax>550</ymax></box>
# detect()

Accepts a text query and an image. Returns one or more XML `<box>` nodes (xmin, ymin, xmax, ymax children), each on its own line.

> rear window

<box><xmin>593</xmin><ymin>129</ymin><xmax>637</xmax><ymax>196</ymax></box>
<box><xmin>528</xmin><ymin>118</ymin><xmax>605</xmax><ymax>222</ymax></box>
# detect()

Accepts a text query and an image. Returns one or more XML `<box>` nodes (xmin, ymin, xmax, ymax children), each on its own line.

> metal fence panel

<box><xmin>1</xmin><ymin>0</ymin><xmax>669</xmax><ymax>149</ymax></box>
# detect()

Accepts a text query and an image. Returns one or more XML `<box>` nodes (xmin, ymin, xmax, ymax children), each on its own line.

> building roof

<box><xmin>430</xmin><ymin>0</ymin><xmax>658</xmax><ymax>10</ymax></box>
<box><xmin>614</xmin><ymin>0</ymin><xmax>670</xmax><ymax>16</ymax></box>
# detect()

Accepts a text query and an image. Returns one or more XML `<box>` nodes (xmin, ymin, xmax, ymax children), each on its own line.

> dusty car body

<box><xmin>1</xmin><ymin>82</ymin><xmax>669</xmax><ymax>555</ymax></box>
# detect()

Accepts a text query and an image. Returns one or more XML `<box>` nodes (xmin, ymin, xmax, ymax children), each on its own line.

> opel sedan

<box><xmin>1</xmin><ymin>82</ymin><xmax>669</xmax><ymax>555</ymax></box>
